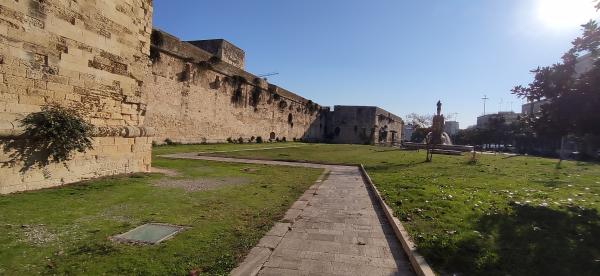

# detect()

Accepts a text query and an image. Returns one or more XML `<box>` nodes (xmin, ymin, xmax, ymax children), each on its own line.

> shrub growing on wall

<box><xmin>229</xmin><ymin>75</ymin><xmax>247</xmax><ymax>106</ymax></box>
<box><xmin>305</xmin><ymin>100</ymin><xmax>319</xmax><ymax>114</ymax></box>
<box><xmin>2</xmin><ymin>105</ymin><xmax>93</xmax><ymax>170</ymax></box>
<box><xmin>231</xmin><ymin>87</ymin><xmax>244</xmax><ymax>105</ymax></box>
<box><xmin>250</xmin><ymin>87</ymin><xmax>262</xmax><ymax>108</ymax></box>
<box><xmin>278</xmin><ymin>100</ymin><xmax>288</xmax><ymax>110</ymax></box>
<box><xmin>149</xmin><ymin>30</ymin><xmax>164</xmax><ymax>63</ymax></box>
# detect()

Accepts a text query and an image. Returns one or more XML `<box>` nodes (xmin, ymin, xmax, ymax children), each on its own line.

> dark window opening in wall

<box><xmin>288</xmin><ymin>113</ymin><xmax>293</xmax><ymax>124</ymax></box>
<box><xmin>319</xmin><ymin>123</ymin><xmax>322</xmax><ymax>129</ymax></box>
<box><xmin>270</xmin><ymin>132</ymin><xmax>276</xmax><ymax>140</ymax></box>
<box><xmin>334</xmin><ymin>127</ymin><xmax>341</xmax><ymax>136</ymax></box>
<box><xmin>354</xmin><ymin>125</ymin><xmax>358</xmax><ymax>132</ymax></box>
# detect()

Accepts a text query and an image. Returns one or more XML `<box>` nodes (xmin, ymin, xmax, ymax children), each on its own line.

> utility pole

<box><xmin>498</xmin><ymin>98</ymin><xmax>503</xmax><ymax>112</ymax></box>
<box><xmin>481</xmin><ymin>95</ymin><xmax>489</xmax><ymax>115</ymax></box>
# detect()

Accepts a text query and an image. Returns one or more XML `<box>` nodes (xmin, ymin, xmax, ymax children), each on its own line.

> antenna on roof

<box><xmin>257</xmin><ymin>72</ymin><xmax>279</xmax><ymax>81</ymax></box>
<box><xmin>481</xmin><ymin>95</ymin><xmax>489</xmax><ymax>115</ymax></box>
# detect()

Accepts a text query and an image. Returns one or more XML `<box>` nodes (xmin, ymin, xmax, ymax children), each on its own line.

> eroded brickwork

<box><xmin>145</xmin><ymin>30</ymin><xmax>325</xmax><ymax>144</ymax></box>
<box><xmin>0</xmin><ymin>0</ymin><xmax>153</xmax><ymax>194</ymax></box>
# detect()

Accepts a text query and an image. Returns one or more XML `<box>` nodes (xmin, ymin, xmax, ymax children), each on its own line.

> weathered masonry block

<box><xmin>144</xmin><ymin>30</ymin><xmax>325</xmax><ymax>144</ymax></box>
<box><xmin>322</xmin><ymin>106</ymin><xmax>403</xmax><ymax>145</ymax></box>
<box><xmin>0</xmin><ymin>0</ymin><xmax>154</xmax><ymax>194</ymax></box>
<box><xmin>187</xmin><ymin>39</ymin><xmax>245</xmax><ymax>70</ymax></box>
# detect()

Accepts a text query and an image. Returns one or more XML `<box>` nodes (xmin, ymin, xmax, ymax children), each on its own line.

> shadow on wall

<box><xmin>419</xmin><ymin>204</ymin><xmax>600</xmax><ymax>275</ymax></box>
<box><xmin>2</xmin><ymin>139</ymin><xmax>56</xmax><ymax>172</ymax></box>
<box><xmin>299</xmin><ymin>109</ymin><xmax>328</xmax><ymax>143</ymax></box>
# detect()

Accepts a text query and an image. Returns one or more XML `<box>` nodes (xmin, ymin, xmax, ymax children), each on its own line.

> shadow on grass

<box><xmin>366</xmin><ymin>161</ymin><xmax>429</xmax><ymax>173</ymax></box>
<box><xmin>420</xmin><ymin>204</ymin><xmax>600</xmax><ymax>275</ymax></box>
<box><xmin>501</xmin><ymin>154</ymin><xmax>520</xmax><ymax>160</ymax></box>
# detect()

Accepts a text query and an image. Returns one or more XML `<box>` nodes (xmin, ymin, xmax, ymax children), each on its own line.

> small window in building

<box><xmin>334</xmin><ymin>127</ymin><xmax>341</xmax><ymax>136</ymax></box>
<box><xmin>288</xmin><ymin>113</ymin><xmax>293</xmax><ymax>124</ymax></box>
<box><xmin>270</xmin><ymin>132</ymin><xmax>276</xmax><ymax>140</ymax></box>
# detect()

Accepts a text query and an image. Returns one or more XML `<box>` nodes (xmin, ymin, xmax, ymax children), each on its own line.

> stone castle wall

<box><xmin>144</xmin><ymin>30</ymin><xmax>325</xmax><ymax>144</ymax></box>
<box><xmin>0</xmin><ymin>1</ymin><xmax>403</xmax><ymax>194</ymax></box>
<box><xmin>324</xmin><ymin>106</ymin><xmax>403</xmax><ymax>145</ymax></box>
<box><xmin>0</xmin><ymin>0</ymin><xmax>154</xmax><ymax>194</ymax></box>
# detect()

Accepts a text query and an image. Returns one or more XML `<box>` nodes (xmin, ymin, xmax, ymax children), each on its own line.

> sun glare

<box><xmin>536</xmin><ymin>0</ymin><xmax>598</xmax><ymax>30</ymax></box>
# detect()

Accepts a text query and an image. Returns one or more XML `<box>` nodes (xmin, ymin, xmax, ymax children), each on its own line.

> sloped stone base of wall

<box><xmin>0</xmin><ymin>136</ymin><xmax>151</xmax><ymax>194</ymax></box>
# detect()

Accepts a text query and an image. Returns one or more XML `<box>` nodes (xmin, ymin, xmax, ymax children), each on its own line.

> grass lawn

<box><xmin>151</xmin><ymin>142</ymin><xmax>306</xmax><ymax>156</ymax></box>
<box><xmin>0</xmin><ymin>154</ymin><xmax>322</xmax><ymax>275</ymax></box>
<box><xmin>178</xmin><ymin>143</ymin><xmax>600</xmax><ymax>275</ymax></box>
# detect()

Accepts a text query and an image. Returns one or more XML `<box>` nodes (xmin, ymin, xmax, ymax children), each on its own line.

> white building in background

<box><xmin>521</xmin><ymin>54</ymin><xmax>595</xmax><ymax>116</ymax></box>
<box><xmin>476</xmin><ymin>111</ymin><xmax>521</xmax><ymax>128</ymax></box>
<box><xmin>575</xmin><ymin>53</ymin><xmax>594</xmax><ymax>76</ymax></box>
<box><xmin>401</xmin><ymin>124</ymin><xmax>415</xmax><ymax>141</ymax></box>
<box><xmin>522</xmin><ymin>99</ymin><xmax>551</xmax><ymax>116</ymax></box>
<box><xmin>444</xmin><ymin>121</ymin><xmax>459</xmax><ymax>136</ymax></box>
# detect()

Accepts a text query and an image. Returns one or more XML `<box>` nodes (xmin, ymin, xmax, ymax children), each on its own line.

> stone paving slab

<box><xmin>162</xmin><ymin>154</ymin><xmax>414</xmax><ymax>276</ymax></box>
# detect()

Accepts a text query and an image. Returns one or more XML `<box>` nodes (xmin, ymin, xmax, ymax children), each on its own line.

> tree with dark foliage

<box><xmin>512</xmin><ymin>17</ymin><xmax>600</xmax><ymax>158</ymax></box>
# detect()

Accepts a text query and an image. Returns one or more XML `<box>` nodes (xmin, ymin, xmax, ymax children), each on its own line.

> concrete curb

<box><xmin>358</xmin><ymin>164</ymin><xmax>436</xmax><ymax>276</ymax></box>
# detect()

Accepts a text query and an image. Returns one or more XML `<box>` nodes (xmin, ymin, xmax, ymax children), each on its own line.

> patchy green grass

<box><xmin>198</xmin><ymin>143</ymin><xmax>600</xmax><ymax>275</ymax></box>
<box><xmin>152</xmin><ymin>142</ymin><xmax>306</xmax><ymax>156</ymax></box>
<box><xmin>0</xmin><ymin>157</ymin><xmax>322</xmax><ymax>275</ymax></box>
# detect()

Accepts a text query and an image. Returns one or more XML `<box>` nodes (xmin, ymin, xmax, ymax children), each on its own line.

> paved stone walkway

<box><xmin>163</xmin><ymin>154</ymin><xmax>414</xmax><ymax>276</ymax></box>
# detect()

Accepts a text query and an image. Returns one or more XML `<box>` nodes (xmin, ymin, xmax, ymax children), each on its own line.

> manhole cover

<box><xmin>112</xmin><ymin>223</ymin><xmax>184</xmax><ymax>244</ymax></box>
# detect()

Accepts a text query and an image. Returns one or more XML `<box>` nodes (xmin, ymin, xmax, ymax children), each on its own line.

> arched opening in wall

<box><xmin>334</xmin><ymin>127</ymin><xmax>341</xmax><ymax>136</ymax></box>
<box><xmin>288</xmin><ymin>113</ymin><xmax>293</xmax><ymax>125</ymax></box>
<box><xmin>270</xmin><ymin>132</ymin><xmax>276</xmax><ymax>140</ymax></box>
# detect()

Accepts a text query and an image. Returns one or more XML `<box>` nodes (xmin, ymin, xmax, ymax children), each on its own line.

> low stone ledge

<box><xmin>0</xmin><ymin>123</ymin><xmax>156</xmax><ymax>139</ymax></box>
<box><xmin>359</xmin><ymin>164</ymin><xmax>436</xmax><ymax>276</ymax></box>
<box><xmin>0</xmin><ymin>120</ymin><xmax>24</xmax><ymax>137</ymax></box>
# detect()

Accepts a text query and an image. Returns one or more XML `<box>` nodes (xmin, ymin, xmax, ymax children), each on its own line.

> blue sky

<box><xmin>153</xmin><ymin>0</ymin><xmax>598</xmax><ymax>127</ymax></box>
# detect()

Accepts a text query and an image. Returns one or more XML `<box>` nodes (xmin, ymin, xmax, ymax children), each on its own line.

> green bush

<box><xmin>2</xmin><ymin>105</ymin><xmax>93</xmax><ymax>170</ymax></box>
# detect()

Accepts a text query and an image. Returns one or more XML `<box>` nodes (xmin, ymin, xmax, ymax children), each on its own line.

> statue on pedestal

<box><xmin>426</xmin><ymin>101</ymin><xmax>447</xmax><ymax>161</ymax></box>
